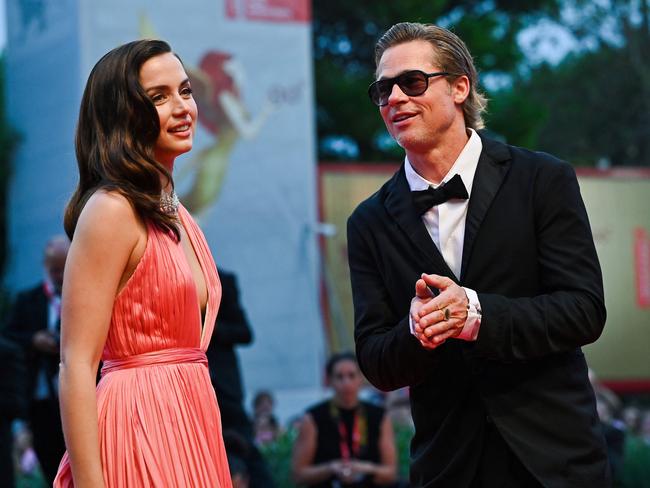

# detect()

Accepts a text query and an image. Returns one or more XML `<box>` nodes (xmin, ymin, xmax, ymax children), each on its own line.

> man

<box><xmin>347</xmin><ymin>22</ymin><xmax>610</xmax><ymax>487</ymax></box>
<box><xmin>4</xmin><ymin>235</ymin><xmax>69</xmax><ymax>484</ymax></box>
<box><xmin>206</xmin><ymin>270</ymin><xmax>275</xmax><ymax>487</ymax></box>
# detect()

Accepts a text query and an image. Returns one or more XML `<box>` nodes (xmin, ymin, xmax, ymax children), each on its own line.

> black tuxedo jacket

<box><xmin>4</xmin><ymin>283</ymin><xmax>59</xmax><ymax>402</ymax></box>
<box><xmin>347</xmin><ymin>135</ymin><xmax>610</xmax><ymax>487</ymax></box>
<box><xmin>206</xmin><ymin>271</ymin><xmax>253</xmax><ymax>430</ymax></box>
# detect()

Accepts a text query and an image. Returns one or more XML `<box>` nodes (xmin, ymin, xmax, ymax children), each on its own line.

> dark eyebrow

<box><xmin>144</xmin><ymin>84</ymin><xmax>168</xmax><ymax>93</ymax></box>
<box><xmin>144</xmin><ymin>78</ymin><xmax>191</xmax><ymax>92</ymax></box>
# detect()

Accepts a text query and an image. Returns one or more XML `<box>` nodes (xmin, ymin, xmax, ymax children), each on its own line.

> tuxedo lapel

<box><xmin>460</xmin><ymin>136</ymin><xmax>512</xmax><ymax>280</ymax></box>
<box><xmin>384</xmin><ymin>166</ymin><xmax>456</xmax><ymax>279</ymax></box>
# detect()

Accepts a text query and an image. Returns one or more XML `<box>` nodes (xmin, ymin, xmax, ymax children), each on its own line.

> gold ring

<box><xmin>443</xmin><ymin>308</ymin><xmax>450</xmax><ymax>321</ymax></box>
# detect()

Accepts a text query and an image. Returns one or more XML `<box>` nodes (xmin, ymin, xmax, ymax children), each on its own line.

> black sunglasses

<box><xmin>368</xmin><ymin>70</ymin><xmax>457</xmax><ymax>107</ymax></box>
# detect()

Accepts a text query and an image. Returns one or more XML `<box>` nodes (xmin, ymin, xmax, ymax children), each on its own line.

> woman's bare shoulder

<box><xmin>75</xmin><ymin>190</ymin><xmax>144</xmax><ymax>246</ymax></box>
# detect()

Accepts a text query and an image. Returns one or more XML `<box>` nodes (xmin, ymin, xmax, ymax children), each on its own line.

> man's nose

<box><xmin>387</xmin><ymin>83</ymin><xmax>408</xmax><ymax>105</ymax></box>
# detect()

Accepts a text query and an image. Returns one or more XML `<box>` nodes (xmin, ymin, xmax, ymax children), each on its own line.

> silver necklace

<box><xmin>160</xmin><ymin>189</ymin><xmax>180</xmax><ymax>215</ymax></box>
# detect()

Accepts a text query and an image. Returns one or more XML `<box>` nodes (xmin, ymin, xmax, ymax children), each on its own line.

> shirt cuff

<box><xmin>457</xmin><ymin>287</ymin><xmax>482</xmax><ymax>341</ymax></box>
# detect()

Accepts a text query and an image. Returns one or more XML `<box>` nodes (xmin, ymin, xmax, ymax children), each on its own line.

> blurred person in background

<box><xmin>384</xmin><ymin>389</ymin><xmax>413</xmax><ymax>431</ymax></box>
<box><xmin>3</xmin><ymin>235</ymin><xmax>69</xmax><ymax>484</ymax></box>
<box><xmin>291</xmin><ymin>352</ymin><xmax>397</xmax><ymax>487</ymax></box>
<box><xmin>223</xmin><ymin>429</ymin><xmax>252</xmax><ymax>488</ymax></box>
<box><xmin>252</xmin><ymin>389</ymin><xmax>282</xmax><ymax>446</ymax></box>
<box><xmin>590</xmin><ymin>367</ymin><xmax>623</xmax><ymax>417</ymax></box>
<box><xmin>252</xmin><ymin>389</ymin><xmax>276</xmax><ymax>419</ymax></box>
<box><xmin>207</xmin><ymin>269</ymin><xmax>274</xmax><ymax>486</ymax></box>
<box><xmin>590</xmin><ymin>368</ymin><xmax>626</xmax><ymax>484</ymax></box>
<box><xmin>594</xmin><ymin>392</ymin><xmax>626</xmax><ymax>486</ymax></box>
<box><xmin>253</xmin><ymin>408</ymin><xmax>282</xmax><ymax>447</ymax></box>
<box><xmin>621</xmin><ymin>409</ymin><xmax>650</xmax><ymax>488</ymax></box>
<box><xmin>12</xmin><ymin>422</ymin><xmax>42</xmax><ymax>483</ymax></box>
<box><xmin>348</xmin><ymin>22</ymin><xmax>609</xmax><ymax>487</ymax></box>
<box><xmin>622</xmin><ymin>405</ymin><xmax>643</xmax><ymax>437</ymax></box>
<box><xmin>53</xmin><ymin>40</ymin><xmax>232</xmax><ymax>487</ymax></box>
<box><xmin>0</xmin><ymin>333</ymin><xmax>29</xmax><ymax>487</ymax></box>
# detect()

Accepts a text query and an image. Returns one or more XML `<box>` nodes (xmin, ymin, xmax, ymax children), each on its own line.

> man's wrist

<box><xmin>457</xmin><ymin>287</ymin><xmax>482</xmax><ymax>341</ymax></box>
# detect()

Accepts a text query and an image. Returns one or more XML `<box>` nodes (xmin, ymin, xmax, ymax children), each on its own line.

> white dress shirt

<box><xmin>405</xmin><ymin>129</ymin><xmax>482</xmax><ymax>341</ymax></box>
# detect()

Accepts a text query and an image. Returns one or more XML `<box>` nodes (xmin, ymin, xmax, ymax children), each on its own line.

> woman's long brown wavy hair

<box><xmin>64</xmin><ymin>39</ymin><xmax>181</xmax><ymax>240</ymax></box>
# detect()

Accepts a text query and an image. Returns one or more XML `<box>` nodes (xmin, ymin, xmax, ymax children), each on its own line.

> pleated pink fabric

<box><xmin>54</xmin><ymin>205</ymin><xmax>233</xmax><ymax>487</ymax></box>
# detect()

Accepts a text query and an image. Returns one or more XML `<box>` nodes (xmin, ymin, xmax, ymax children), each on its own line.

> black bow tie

<box><xmin>411</xmin><ymin>174</ymin><xmax>469</xmax><ymax>215</ymax></box>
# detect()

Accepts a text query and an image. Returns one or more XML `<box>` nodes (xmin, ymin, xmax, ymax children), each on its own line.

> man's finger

<box><xmin>423</xmin><ymin>318</ymin><xmax>462</xmax><ymax>338</ymax></box>
<box><xmin>421</xmin><ymin>273</ymin><xmax>453</xmax><ymax>290</ymax></box>
<box><xmin>418</xmin><ymin>307</ymin><xmax>451</xmax><ymax>325</ymax></box>
<box><xmin>430</xmin><ymin>326</ymin><xmax>462</xmax><ymax>344</ymax></box>
<box><xmin>415</xmin><ymin>278</ymin><xmax>433</xmax><ymax>298</ymax></box>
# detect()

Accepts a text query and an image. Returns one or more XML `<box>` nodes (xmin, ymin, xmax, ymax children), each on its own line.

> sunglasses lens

<box><xmin>369</xmin><ymin>71</ymin><xmax>430</xmax><ymax>106</ymax></box>
<box><xmin>399</xmin><ymin>71</ymin><xmax>428</xmax><ymax>96</ymax></box>
<box><xmin>369</xmin><ymin>80</ymin><xmax>391</xmax><ymax>106</ymax></box>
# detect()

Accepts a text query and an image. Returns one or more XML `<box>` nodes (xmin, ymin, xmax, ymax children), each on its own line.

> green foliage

<box><xmin>621</xmin><ymin>434</ymin><xmax>650</xmax><ymax>488</ymax></box>
<box><xmin>260</xmin><ymin>429</ymin><xmax>298</xmax><ymax>488</ymax></box>
<box><xmin>514</xmin><ymin>1</ymin><xmax>649</xmax><ymax>166</ymax></box>
<box><xmin>15</xmin><ymin>471</ymin><xmax>48</xmax><ymax>488</ymax></box>
<box><xmin>499</xmin><ymin>2</ymin><xmax>650</xmax><ymax>167</ymax></box>
<box><xmin>393</xmin><ymin>422</ymin><xmax>414</xmax><ymax>481</ymax></box>
<box><xmin>315</xmin><ymin>58</ymin><xmax>385</xmax><ymax>160</ymax></box>
<box><xmin>485</xmin><ymin>78</ymin><xmax>550</xmax><ymax>150</ymax></box>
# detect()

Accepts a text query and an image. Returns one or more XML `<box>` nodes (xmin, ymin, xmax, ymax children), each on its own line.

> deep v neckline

<box><xmin>178</xmin><ymin>207</ymin><xmax>210</xmax><ymax>343</ymax></box>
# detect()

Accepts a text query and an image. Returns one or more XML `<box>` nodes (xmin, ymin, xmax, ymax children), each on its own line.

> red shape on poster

<box><xmin>635</xmin><ymin>227</ymin><xmax>650</xmax><ymax>308</ymax></box>
<box><xmin>225</xmin><ymin>0</ymin><xmax>238</xmax><ymax>18</ymax></box>
<box><xmin>225</xmin><ymin>0</ymin><xmax>310</xmax><ymax>23</ymax></box>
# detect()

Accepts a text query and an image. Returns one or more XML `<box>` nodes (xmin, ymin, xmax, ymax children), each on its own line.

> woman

<box><xmin>53</xmin><ymin>40</ymin><xmax>232</xmax><ymax>487</ymax></box>
<box><xmin>292</xmin><ymin>352</ymin><xmax>398</xmax><ymax>487</ymax></box>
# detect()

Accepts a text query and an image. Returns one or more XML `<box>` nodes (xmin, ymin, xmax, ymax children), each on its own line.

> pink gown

<box><xmin>54</xmin><ymin>206</ymin><xmax>233</xmax><ymax>487</ymax></box>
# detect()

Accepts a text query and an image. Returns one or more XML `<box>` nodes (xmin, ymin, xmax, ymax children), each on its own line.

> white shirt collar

<box><xmin>404</xmin><ymin>128</ymin><xmax>483</xmax><ymax>196</ymax></box>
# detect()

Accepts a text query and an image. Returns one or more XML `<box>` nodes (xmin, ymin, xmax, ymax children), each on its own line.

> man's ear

<box><xmin>451</xmin><ymin>75</ymin><xmax>470</xmax><ymax>104</ymax></box>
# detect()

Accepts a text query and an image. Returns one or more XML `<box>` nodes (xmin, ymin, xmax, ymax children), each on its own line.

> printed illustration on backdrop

<box><xmin>12</xmin><ymin>0</ymin><xmax>75</xmax><ymax>43</ymax></box>
<box><xmin>140</xmin><ymin>15</ymin><xmax>274</xmax><ymax>216</ymax></box>
<box><xmin>181</xmin><ymin>53</ymin><xmax>274</xmax><ymax>214</ymax></box>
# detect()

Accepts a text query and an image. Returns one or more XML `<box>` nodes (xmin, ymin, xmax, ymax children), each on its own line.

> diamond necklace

<box><xmin>160</xmin><ymin>189</ymin><xmax>180</xmax><ymax>215</ymax></box>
